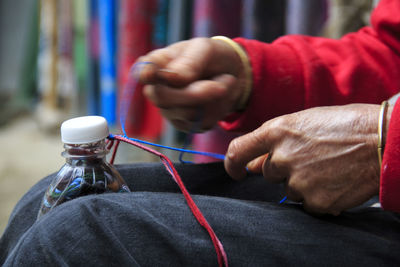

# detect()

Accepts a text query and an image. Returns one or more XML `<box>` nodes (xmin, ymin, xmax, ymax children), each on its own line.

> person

<box><xmin>136</xmin><ymin>0</ymin><xmax>400</xmax><ymax>215</ymax></box>
<box><xmin>1</xmin><ymin>0</ymin><xmax>400</xmax><ymax>266</ymax></box>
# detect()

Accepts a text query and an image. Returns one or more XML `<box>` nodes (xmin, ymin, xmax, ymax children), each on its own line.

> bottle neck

<box><xmin>62</xmin><ymin>140</ymin><xmax>108</xmax><ymax>164</ymax></box>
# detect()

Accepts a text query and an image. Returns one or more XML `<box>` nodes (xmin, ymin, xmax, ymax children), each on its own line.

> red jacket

<box><xmin>220</xmin><ymin>0</ymin><xmax>400</xmax><ymax>213</ymax></box>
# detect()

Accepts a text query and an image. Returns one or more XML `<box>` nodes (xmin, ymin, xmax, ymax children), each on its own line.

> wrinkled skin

<box><xmin>135</xmin><ymin>38</ymin><xmax>392</xmax><ymax>215</ymax></box>
<box><xmin>225</xmin><ymin>104</ymin><xmax>391</xmax><ymax>215</ymax></box>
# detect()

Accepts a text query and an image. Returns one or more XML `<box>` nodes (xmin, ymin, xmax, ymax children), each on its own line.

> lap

<box><xmin>1</xmin><ymin>163</ymin><xmax>400</xmax><ymax>266</ymax></box>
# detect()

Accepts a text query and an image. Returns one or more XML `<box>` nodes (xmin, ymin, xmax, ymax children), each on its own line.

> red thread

<box><xmin>109</xmin><ymin>140</ymin><xmax>120</xmax><ymax>165</ymax></box>
<box><xmin>106</xmin><ymin>139</ymin><xmax>114</xmax><ymax>150</ymax></box>
<box><xmin>109</xmin><ymin>134</ymin><xmax>228</xmax><ymax>267</ymax></box>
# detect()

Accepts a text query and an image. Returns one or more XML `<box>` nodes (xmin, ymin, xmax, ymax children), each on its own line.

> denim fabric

<box><xmin>1</xmin><ymin>162</ymin><xmax>400</xmax><ymax>266</ymax></box>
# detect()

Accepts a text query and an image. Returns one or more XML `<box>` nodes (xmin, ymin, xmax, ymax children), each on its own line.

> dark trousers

<box><xmin>1</xmin><ymin>162</ymin><xmax>400</xmax><ymax>266</ymax></box>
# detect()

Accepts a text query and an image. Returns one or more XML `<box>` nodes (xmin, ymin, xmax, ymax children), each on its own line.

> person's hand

<box><xmin>225</xmin><ymin>104</ymin><xmax>390</xmax><ymax>215</ymax></box>
<box><xmin>135</xmin><ymin>38</ymin><xmax>248</xmax><ymax>132</ymax></box>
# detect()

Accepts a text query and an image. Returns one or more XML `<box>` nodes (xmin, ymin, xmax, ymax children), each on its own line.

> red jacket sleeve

<box><xmin>219</xmin><ymin>0</ymin><xmax>400</xmax><ymax>213</ymax></box>
<box><xmin>220</xmin><ymin>0</ymin><xmax>400</xmax><ymax>132</ymax></box>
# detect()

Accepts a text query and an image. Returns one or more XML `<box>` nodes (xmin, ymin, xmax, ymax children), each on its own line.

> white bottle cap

<box><xmin>61</xmin><ymin>116</ymin><xmax>109</xmax><ymax>144</ymax></box>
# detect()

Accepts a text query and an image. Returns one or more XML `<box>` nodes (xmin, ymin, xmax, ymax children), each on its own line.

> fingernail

<box><xmin>158</xmin><ymin>68</ymin><xmax>178</xmax><ymax>74</ymax></box>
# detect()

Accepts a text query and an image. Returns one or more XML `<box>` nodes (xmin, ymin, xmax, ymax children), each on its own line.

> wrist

<box><xmin>211</xmin><ymin>36</ymin><xmax>252</xmax><ymax>112</ymax></box>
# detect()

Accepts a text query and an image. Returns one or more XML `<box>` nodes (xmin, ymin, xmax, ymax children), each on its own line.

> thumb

<box><xmin>225</xmin><ymin>124</ymin><xmax>277</xmax><ymax>180</ymax></box>
<box><xmin>160</xmin><ymin>38</ymin><xmax>216</xmax><ymax>87</ymax></box>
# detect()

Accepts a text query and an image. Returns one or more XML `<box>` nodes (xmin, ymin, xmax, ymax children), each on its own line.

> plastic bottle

<box><xmin>37</xmin><ymin>116</ymin><xmax>130</xmax><ymax>219</ymax></box>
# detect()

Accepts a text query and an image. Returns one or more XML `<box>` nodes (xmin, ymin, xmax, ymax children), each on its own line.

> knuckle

<box><xmin>261</xmin><ymin>116</ymin><xmax>287</xmax><ymax>142</ymax></box>
<box><xmin>194</xmin><ymin>37</ymin><xmax>214</xmax><ymax>51</ymax></box>
<box><xmin>247</xmin><ymin>130</ymin><xmax>266</xmax><ymax>148</ymax></box>
<box><xmin>226</xmin><ymin>139</ymin><xmax>243</xmax><ymax>165</ymax></box>
<box><xmin>303</xmin><ymin>195</ymin><xmax>333</xmax><ymax>214</ymax></box>
<box><xmin>270</xmin><ymin>149</ymin><xmax>290</xmax><ymax>167</ymax></box>
<box><xmin>267</xmin><ymin>115</ymin><xmax>287</xmax><ymax>129</ymax></box>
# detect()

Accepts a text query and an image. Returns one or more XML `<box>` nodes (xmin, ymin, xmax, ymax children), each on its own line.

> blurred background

<box><xmin>0</xmin><ymin>0</ymin><xmax>375</xmax><ymax>234</ymax></box>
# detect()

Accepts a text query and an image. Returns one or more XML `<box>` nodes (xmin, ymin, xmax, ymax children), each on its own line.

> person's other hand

<box><xmin>225</xmin><ymin>104</ymin><xmax>389</xmax><ymax>215</ymax></box>
<box><xmin>135</xmin><ymin>38</ymin><xmax>248</xmax><ymax>132</ymax></box>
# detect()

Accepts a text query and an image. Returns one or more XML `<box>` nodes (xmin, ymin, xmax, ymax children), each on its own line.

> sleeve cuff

<box><xmin>219</xmin><ymin>37</ymin><xmax>305</xmax><ymax>132</ymax></box>
<box><xmin>380</xmin><ymin>97</ymin><xmax>400</xmax><ymax>213</ymax></box>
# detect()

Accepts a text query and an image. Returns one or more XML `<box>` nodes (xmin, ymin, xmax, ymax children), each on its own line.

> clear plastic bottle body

<box><xmin>37</xmin><ymin>140</ymin><xmax>130</xmax><ymax>219</ymax></box>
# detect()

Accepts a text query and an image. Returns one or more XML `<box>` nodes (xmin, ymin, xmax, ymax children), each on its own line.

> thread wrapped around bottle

<box><xmin>37</xmin><ymin>116</ymin><xmax>130</xmax><ymax>219</ymax></box>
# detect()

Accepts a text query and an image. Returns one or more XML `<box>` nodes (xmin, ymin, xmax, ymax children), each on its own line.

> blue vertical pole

<box><xmin>87</xmin><ymin>0</ymin><xmax>99</xmax><ymax>115</ymax></box>
<box><xmin>98</xmin><ymin>0</ymin><xmax>116</xmax><ymax>124</ymax></box>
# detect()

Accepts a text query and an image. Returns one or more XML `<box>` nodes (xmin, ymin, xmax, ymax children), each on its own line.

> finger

<box><xmin>225</xmin><ymin>124</ymin><xmax>278</xmax><ymax>180</ymax></box>
<box><xmin>137</xmin><ymin>39</ymin><xmax>215</xmax><ymax>87</ymax></box>
<box><xmin>160</xmin><ymin>107</ymin><xmax>200</xmax><ymax>122</ymax></box>
<box><xmin>135</xmin><ymin>40</ymin><xmax>191</xmax><ymax>83</ymax></box>
<box><xmin>284</xmin><ymin>179</ymin><xmax>304</xmax><ymax>202</ymax></box>
<box><xmin>143</xmin><ymin>74</ymin><xmax>236</xmax><ymax>109</ymax></box>
<box><xmin>246</xmin><ymin>154</ymin><xmax>269</xmax><ymax>174</ymax></box>
<box><xmin>135</xmin><ymin>48</ymin><xmax>175</xmax><ymax>84</ymax></box>
<box><xmin>160</xmin><ymin>107</ymin><xmax>199</xmax><ymax>132</ymax></box>
<box><xmin>160</xmin><ymin>38</ymin><xmax>216</xmax><ymax>87</ymax></box>
<box><xmin>262</xmin><ymin>153</ymin><xmax>289</xmax><ymax>184</ymax></box>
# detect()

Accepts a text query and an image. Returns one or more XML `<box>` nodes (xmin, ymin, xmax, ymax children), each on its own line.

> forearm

<box><xmin>220</xmin><ymin>0</ymin><xmax>400</xmax><ymax>133</ymax></box>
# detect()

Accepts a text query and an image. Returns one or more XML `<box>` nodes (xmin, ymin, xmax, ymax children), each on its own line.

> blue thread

<box><xmin>109</xmin><ymin>134</ymin><xmax>225</xmax><ymax>160</ymax></box>
<box><xmin>179</xmin><ymin>133</ymin><xmax>195</xmax><ymax>164</ymax></box>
